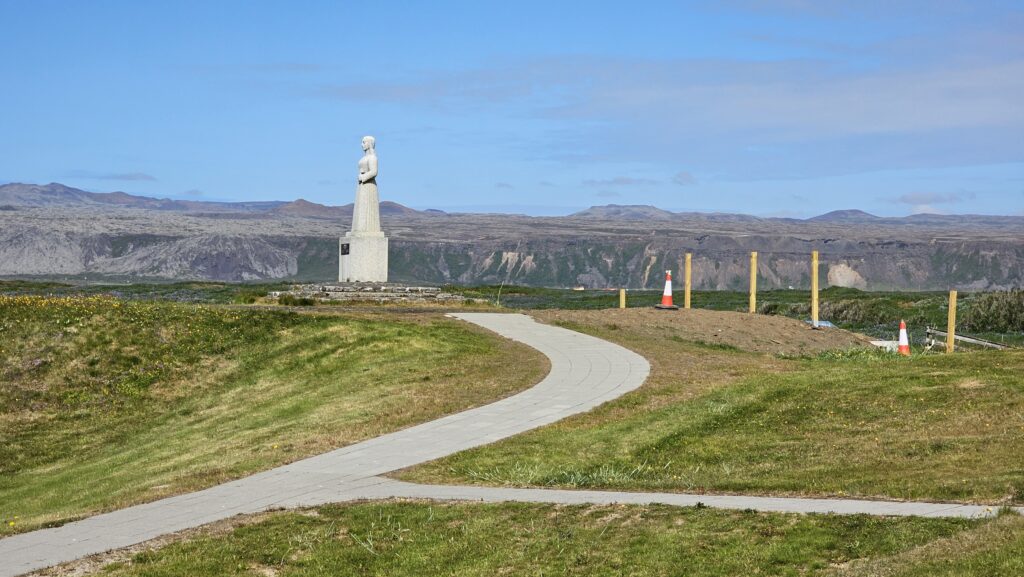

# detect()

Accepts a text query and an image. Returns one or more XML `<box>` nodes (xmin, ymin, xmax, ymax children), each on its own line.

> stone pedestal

<box><xmin>339</xmin><ymin>233</ymin><xmax>388</xmax><ymax>283</ymax></box>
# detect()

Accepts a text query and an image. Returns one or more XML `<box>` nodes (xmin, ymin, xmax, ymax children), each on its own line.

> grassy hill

<box><xmin>0</xmin><ymin>296</ymin><xmax>545</xmax><ymax>534</ymax></box>
<box><xmin>399</xmin><ymin>308</ymin><xmax>1024</xmax><ymax>504</ymax></box>
<box><xmin>3</xmin><ymin>283</ymin><xmax>1023</xmax><ymax>575</ymax></box>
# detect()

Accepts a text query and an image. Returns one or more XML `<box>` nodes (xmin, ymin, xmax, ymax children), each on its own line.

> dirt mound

<box><xmin>535</xmin><ymin>308</ymin><xmax>872</xmax><ymax>355</ymax></box>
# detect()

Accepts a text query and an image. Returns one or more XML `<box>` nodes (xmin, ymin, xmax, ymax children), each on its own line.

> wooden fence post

<box><xmin>619</xmin><ymin>288</ymin><xmax>626</xmax><ymax>309</ymax></box>
<box><xmin>811</xmin><ymin>250</ymin><xmax>819</xmax><ymax>328</ymax></box>
<box><xmin>749</xmin><ymin>251</ymin><xmax>758</xmax><ymax>313</ymax></box>
<box><xmin>947</xmin><ymin>290</ymin><xmax>957</xmax><ymax>353</ymax></box>
<box><xmin>684</xmin><ymin>253</ymin><xmax>692</xmax><ymax>309</ymax></box>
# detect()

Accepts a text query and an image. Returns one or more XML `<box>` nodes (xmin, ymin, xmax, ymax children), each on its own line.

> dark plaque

<box><xmin>340</xmin><ymin>243</ymin><xmax>350</xmax><ymax>255</ymax></box>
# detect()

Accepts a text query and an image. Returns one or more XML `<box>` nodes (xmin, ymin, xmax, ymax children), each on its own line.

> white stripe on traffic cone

<box><xmin>898</xmin><ymin>319</ymin><xmax>911</xmax><ymax>356</ymax></box>
<box><xmin>655</xmin><ymin>270</ymin><xmax>679</xmax><ymax>310</ymax></box>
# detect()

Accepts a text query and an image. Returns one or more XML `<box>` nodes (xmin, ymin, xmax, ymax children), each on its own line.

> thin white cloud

<box><xmin>672</xmin><ymin>171</ymin><xmax>697</xmax><ymax>186</ymax></box>
<box><xmin>895</xmin><ymin>191</ymin><xmax>975</xmax><ymax>205</ymax></box>
<box><xmin>63</xmin><ymin>170</ymin><xmax>157</xmax><ymax>182</ymax></box>
<box><xmin>583</xmin><ymin>176</ymin><xmax>659</xmax><ymax>187</ymax></box>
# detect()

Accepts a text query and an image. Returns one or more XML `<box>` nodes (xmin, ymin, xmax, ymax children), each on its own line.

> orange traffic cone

<box><xmin>655</xmin><ymin>270</ymin><xmax>679</xmax><ymax>310</ymax></box>
<box><xmin>897</xmin><ymin>320</ymin><xmax>911</xmax><ymax>356</ymax></box>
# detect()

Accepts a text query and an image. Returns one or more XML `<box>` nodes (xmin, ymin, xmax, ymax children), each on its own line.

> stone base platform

<box><xmin>339</xmin><ymin>234</ymin><xmax>388</xmax><ymax>283</ymax></box>
<box><xmin>275</xmin><ymin>283</ymin><xmax>466</xmax><ymax>304</ymax></box>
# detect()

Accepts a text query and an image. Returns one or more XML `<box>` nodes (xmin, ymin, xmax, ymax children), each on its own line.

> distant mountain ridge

<box><xmin>270</xmin><ymin>199</ymin><xmax>425</xmax><ymax>219</ymax></box>
<box><xmin>574</xmin><ymin>204</ymin><xmax>1024</xmax><ymax>227</ymax></box>
<box><xmin>571</xmin><ymin>205</ymin><xmax>680</xmax><ymax>220</ymax></box>
<box><xmin>3</xmin><ymin>184</ymin><xmax>1019</xmax><ymax>227</ymax></box>
<box><xmin>0</xmin><ymin>182</ymin><xmax>428</xmax><ymax>216</ymax></box>
<box><xmin>807</xmin><ymin>209</ymin><xmax>882</xmax><ymax>223</ymax></box>
<box><xmin>0</xmin><ymin>183</ymin><xmax>288</xmax><ymax>212</ymax></box>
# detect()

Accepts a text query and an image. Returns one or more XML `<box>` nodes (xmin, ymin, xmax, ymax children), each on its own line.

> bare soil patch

<box><xmin>534</xmin><ymin>308</ymin><xmax>871</xmax><ymax>355</ymax></box>
<box><xmin>956</xmin><ymin>378</ymin><xmax>988</xmax><ymax>389</ymax></box>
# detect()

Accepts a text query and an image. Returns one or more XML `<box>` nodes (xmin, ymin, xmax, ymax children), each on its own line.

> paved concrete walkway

<box><xmin>1</xmin><ymin>313</ymin><xmax>649</xmax><ymax>576</ymax></box>
<box><xmin>359</xmin><ymin>478</ymin><xmax>1022</xmax><ymax>519</ymax></box>
<box><xmin>2</xmin><ymin>313</ymin><xmax>1018</xmax><ymax>576</ymax></box>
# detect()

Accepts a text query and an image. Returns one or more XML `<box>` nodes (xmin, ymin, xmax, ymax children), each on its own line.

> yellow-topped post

<box><xmin>619</xmin><ymin>288</ymin><xmax>626</xmax><ymax>309</ymax></box>
<box><xmin>947</xmin><ymin>289</ymin><xmax>957</xmax><ymax>353</ymax></box>
<box><xmin>749</xmin><ymin>251</ymin><xmax>758</xmax><ymax>313</ymax></box>
<box><xmin>811</xmin><ymin>250</ymin><xmax>820</xmax><ymax>328</ymax></box>
<box><xmin>684</xmin><ymin>253</ymin><xmax>692</xmax><ymax>309</ymax></box>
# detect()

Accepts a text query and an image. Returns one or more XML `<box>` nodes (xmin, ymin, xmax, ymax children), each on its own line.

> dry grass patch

<box><xmin>537</xmin><ymin>307</ymin><xmax>871</xmax><ymax>356</ymax></box>
<box><xmin>956</xmin><ymin>378</ymin><xmax>987</xmax><ymax>390</ymax></box>
<box><xmin>828</xmin><ymin>512</ymin><xmax>1024</xmax><ymax>577</ymax></box>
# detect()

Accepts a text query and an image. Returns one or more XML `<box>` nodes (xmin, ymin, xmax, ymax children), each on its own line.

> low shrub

<box><xmin>278</xmin><ymin>294</ymin><xmax>316</xmax><ymax>306</ymax></box>
<box><xmin>233</xmin><ymin>290</ymin><xmax>265</xmax><ymax>304</ymax></box>
<box><xmin>961</xmin><ymin>290</ymin><xmax>1024</xmax><ymax>333</ymax></box>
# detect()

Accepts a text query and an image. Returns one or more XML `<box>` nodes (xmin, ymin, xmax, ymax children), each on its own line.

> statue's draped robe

<box><xmin>352</xmin><ymin>154</ymin><xmax>381</xmax><ymax>234</ymax></box>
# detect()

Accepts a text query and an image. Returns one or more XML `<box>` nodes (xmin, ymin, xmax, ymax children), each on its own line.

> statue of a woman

<box><xmin>351</xmin><ymin>135</ymin><xmax>380</xmax><ymax>233</ymax></box>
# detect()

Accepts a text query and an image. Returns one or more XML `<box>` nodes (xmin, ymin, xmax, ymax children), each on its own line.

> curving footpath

<box><xmin>2</xmin><ymin>313</ymin><xmax>1018</xmax><ymax>576</ymax></box>
<box><xmin>0</xmin><ymin>313</ymin><xmax>648</xmax><ymax>576</ymax></box>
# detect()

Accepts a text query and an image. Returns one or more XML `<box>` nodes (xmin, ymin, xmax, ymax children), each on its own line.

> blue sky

<box><xmin>2</xmin><ymin>0</ymin><xmax>1022</xmax><ymax>217</ymax></box>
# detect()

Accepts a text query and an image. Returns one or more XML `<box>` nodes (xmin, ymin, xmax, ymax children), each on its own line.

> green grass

<box><xmin>5</xmin><ymin>281</ymin><xmax>1020</xmax><ymax>343</ymax></box>
<box><xmin>449</xmin><ymin>285</ymin><xmax>940</xmax><ymax>315</ymax></box>
<box><xmin>83</xmin><ymin>501</ymin><xmax>981</xmax><ymax>577</ymax></box>
<box><xmin>0</xmin><ymin>279</ymin><xmax>294</xmax><ymax>304</ymax></box>
<box><xmin>446</xmin><ymin>285</ymin><xmax>807</xmax><ymax>311</ymax></box>
<box><xmin>0</xmin><ymin>296</ymin><xmax>546</xmax><ymax>534</ymax></box>
<box><xmin>399</xmin><ymin>317</ymin><xmax>1024</xmax><ymax>504</ymax></box>
<box><xmin>828</xmin><ymin>512</ymin><xmax>1024</xmax><ymax>576</ymax></box>
<box><xmin>447</xmin><ymin>285</ymin><xmax>1023</xmax><ymax>342</ymax></box>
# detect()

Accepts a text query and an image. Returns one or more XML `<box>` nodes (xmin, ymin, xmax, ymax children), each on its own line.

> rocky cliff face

<box><xmin>0</xmin><ymin>227</ymin><xmax>296</xmax><ymax>280</ymax></box>
<box><xmin>387</xmin><ymin>238</ymin><xmax>1024</xmax><ymax>290</ymax></box>
<box><xmin>4</xmin><ymin>226</ymin><xmax>1021</xmax><ymax>290</ymax></box>
<box><xmin>1</xmin><ymin>183</ymin><xmax>1022</xmax><ymax>290</ymax></box>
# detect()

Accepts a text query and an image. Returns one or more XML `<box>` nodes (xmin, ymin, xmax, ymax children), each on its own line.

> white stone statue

<box><xmin>339</xmin><ymin>136</ymin><xmax>388</xmax><ymax>282</ymax></box>
<box><xmin>352</xmin><ymin>136</ymin><xmax>381</xmax><ymax>233</ymax></box>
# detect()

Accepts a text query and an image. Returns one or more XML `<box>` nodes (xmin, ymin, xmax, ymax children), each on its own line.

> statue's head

<box><xmin>361</xmin><ymin>136</ymin><xmax>375</xmax><ymax>151</ymax></box>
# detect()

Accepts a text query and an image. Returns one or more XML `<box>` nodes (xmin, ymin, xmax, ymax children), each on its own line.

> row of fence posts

<box><xmin>617</xmin><ymin>250</ymin><xmax>822</xmax><ymax>324</ymax></box>
<box><xmin>616</xmin><ymin>250</ymin><xmax>961</xmax><ymax>352</ymax></box>
<box><xmin>748</xmin><ymin>250</ymin><xmax>822</xmax><ymax>329</ymax></box>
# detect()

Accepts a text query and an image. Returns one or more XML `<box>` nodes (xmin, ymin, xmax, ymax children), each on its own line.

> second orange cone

<box><xmin>898</xmin><ymin>320</ymin><xmax>911</xmax><ymax>356</ymax></box>
<box><xmin>655</xmin><ymin>270</ymin><xmax>679</xmax><ymax>310</ymax></box>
